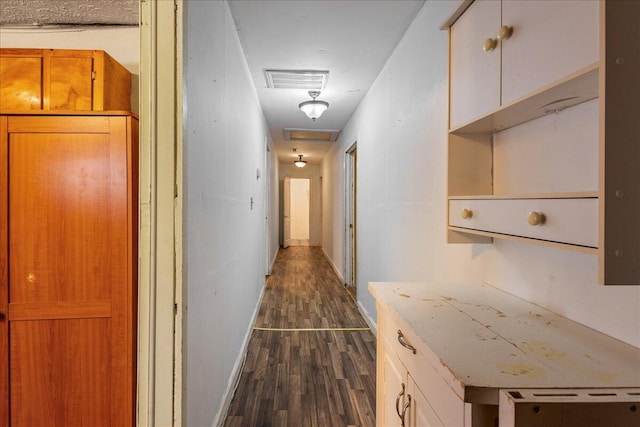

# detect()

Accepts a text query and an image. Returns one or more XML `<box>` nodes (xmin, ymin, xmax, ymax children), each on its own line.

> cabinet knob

<box><xmin>528</xmin><ymin>211</ymin><xmax>546</xmax><ymax>226</ymax></box>
<box><xmin>497</xmin><ymin>25</ymin><xmax>513</xmax><ymax>41</ymax></box>
<box><xmin>460</xmin><ymin>208</ymin><xmax>473</xmax><ymax>219</ymax></box>
<box><xmin>483</xmin><ymin>38</ymin><xmax>498</xmax><ymax>52</ymax></box>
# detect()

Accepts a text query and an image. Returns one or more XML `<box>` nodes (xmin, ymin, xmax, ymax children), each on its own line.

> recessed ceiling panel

<box><xmin>264</xmin><ymin>69</ymin><xmax>329</xmax><ymax>90</ymax></box>
<box><xmin>284</xmin><ymin>128</ymin><xmax>340</xmax><ymax>142</ymax></box>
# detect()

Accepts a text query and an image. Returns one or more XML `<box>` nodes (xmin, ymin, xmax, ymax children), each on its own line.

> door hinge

<box><xmin>91</xmin><ymin>70</ymin><xmax>97</xmax><ymax>80</ymax></box>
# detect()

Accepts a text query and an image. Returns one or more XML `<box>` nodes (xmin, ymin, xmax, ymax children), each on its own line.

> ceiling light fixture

<box><xmin>299</xmin><ymin>90</ymin><xmax>329</xmax><ymax>121</ymax></box>
<box><xmin>294</xmin><ymin>154</ymin><xmax>307</xmax><ymax>168</ymax></box>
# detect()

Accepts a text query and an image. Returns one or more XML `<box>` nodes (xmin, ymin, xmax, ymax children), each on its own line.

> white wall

<box><xmin>0</xmin><ymin>26</ymin><xmax>140</xmax><ymax>113</ymax></box>
<box><xmin>279</xmin><ymin>163</ymin><xmax>322</xmax><ymax>246</ymax></box>
<box><xmin>183</xmin><ymin>1</ymin><xmax>278</xmax><ymax>425</ymax></box>
<box><xmin>321</xmin><ymin>0</ymin><xmax>640</xmax><ymax>348</ymax></box>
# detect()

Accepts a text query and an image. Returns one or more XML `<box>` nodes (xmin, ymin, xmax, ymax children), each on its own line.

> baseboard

<box><xmin>321</xmin><ymin>247</ymin><xmax>345</xmax><ymax>284</ymax></box>
<box><xmin>357</xmin><ymin>299</ymin><xmax>377</xmax><ymax>335</ymax></box>
<box><xmin>213</xmin><ymin>283</ymin><xmax>266</xmax><ymax>427</ymax></box>
<box><xmin>268</xmin><ymin>245</ymin><xmax>279</xmax><ymax>274</ymax></box>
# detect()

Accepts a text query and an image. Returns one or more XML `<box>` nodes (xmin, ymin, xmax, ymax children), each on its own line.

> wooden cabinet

<box><xmin>450</xmin><ymin>0</ymin><xmax>598</xmax><ymax>128</ymax></box>
<box><xmin>379</xmin><ymin>344</ymin><xmax>443</xmax><ymax>427</ymax></box>
<box><xmin>0</xmin><ymin>112</ymin><xmax>138</xmax><ymax>426</ymax></box>
<box><xmin>0</xmin><ymin>49</ymin><xmax>131</xmax><ymax>112</ymax></box>
<box><xmin>370</xmin><ymin>282</ymin><xmax>640</xmax><ymax>427</ymax></box>
<box><xmin>444</xmin><ymin>0</ymin><xmax>640</xmax><ymax>284</ymax></box>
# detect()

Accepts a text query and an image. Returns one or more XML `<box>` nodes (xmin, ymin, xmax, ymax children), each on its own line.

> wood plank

<box><xmin>224</xmin><ymin>247</ymin><xmax>377</xmax><ymax>426</ymax></box>
<box><xmin>0</xmin><ymin>116</ymin><xmax>8</xmax><ymax>425</ymax></box>
<box><xmin>9</xmin><ymin>301</ymin><xmax>111</xmax><ymax>321</ymax></box>
<box><xmin>7</xmin><ymin>115</ymin><xmax>110</xmax><ymax>133</ymax></box>
<box><xmin>600</xmin><ymin>0</ymin><xmax>640</xmax><ymax>285</ymax></box>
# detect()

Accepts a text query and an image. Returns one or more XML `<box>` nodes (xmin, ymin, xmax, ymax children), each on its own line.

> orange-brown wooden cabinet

<box><xmin>0</xmin><ymin>49</ymin><xmax>131</xmax><ymax>112</ymax></box>
<box><xmin>0</xmin><ymin>112</ymin><xmax>138</xmax><ymax>426</ymax></box>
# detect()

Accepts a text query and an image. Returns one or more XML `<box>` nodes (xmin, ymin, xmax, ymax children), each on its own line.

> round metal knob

<box><xmin>497</xmin><ymin>25</ymin><xmax>513</xmax><ymax>41</ymax></box>
<box><xmin>483</xmin><ymin>38</ymin><xmax>498</xmax><ymax>52</ymax></box>
<box><xmin>528</xmin><ymin>211</ymin><xmax>546</xmax><ymax>226</ymax></box>
<box><xmin>460</xmin><ymin>208</ymin><xmax>473</xmax><ymax>219</ymax></box>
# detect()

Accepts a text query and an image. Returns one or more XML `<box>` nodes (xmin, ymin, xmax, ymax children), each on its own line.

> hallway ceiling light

<box><xmin>294</xmin><ymin>155</ymin><xmax>307</xmax><ymax>168</ymax></box>
<box><xmin>299</xmin><ymin>90</ymin><xmax>329</xmax><ymax>121</ymax></box>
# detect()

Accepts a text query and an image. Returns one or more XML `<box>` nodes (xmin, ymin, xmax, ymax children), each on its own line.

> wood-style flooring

<box><xmin>224</xmin><ymin>246</ymin><xmax>377</xmax><ymax>427</ymax></box>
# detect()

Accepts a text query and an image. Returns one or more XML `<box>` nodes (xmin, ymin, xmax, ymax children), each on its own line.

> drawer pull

<box><xmin>527</xmin><ymin>211</ymin><xmax>546</xmax><ymax>226</ymax></box>
<box><xmin>400</xmin><ymin>394</ymin><xmax>412</xmax><ymax>427</ymax></box>
<box><xmin>483</xmin><ymin>37</ymin><xmax>497</xmax><ymax>52</ymax></box>
<box><xmin>395</xmin><ymin>382</ymin><xmax>405</xmax><ymax>419</ymax></box>
<box><xmin>397</xmin><ymin>330</ymin><xmax>416</xmax><ymax>354</ymax></box>
<box><xmin>460</xmin><ymin>208</ymin><xmax>473</xmax><ymax>219</ymax></box>
<box><xmin>497</xmin><ymin>25</ymin><xmax>514</xmax><ymax>41</ymax></box>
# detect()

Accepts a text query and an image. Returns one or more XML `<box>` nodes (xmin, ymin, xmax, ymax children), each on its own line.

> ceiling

<box><xmin>228</xmin><ymin>0</ymin><xmax>425</xmax><ymax>165</ymax></box>
<box><xmin>0</xmin><ymin>0</ymin><xmax>138</xmax><ymax>25</ymax></box>
<box><xmin>0</xmin><ymin>0</ymin><xmax>426</xmax><ymax>166</ymax></box>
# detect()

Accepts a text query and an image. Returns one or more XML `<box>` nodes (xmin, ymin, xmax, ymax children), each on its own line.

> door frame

<box><xmin>138</xmin><ymin>1</ymin><xmax>182</xmax><ymax>426</ymax></box>
<box><xmin>344</xmin><ymin>141</ymin><xmax>357</xmax><ymax>297</ymax></box>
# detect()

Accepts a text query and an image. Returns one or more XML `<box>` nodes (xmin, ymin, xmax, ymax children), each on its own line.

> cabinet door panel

<box><xmin>408</xmin><ymin>378</ymin><xmax>443</xmax><ymax>427</ymax></box>
<box><xmin>0</xmin><ymin>57</ymin><xmax>43</xmax><ymax>110</ymax></box>
<box><xmin>6</xmin><ymin>115</ymin><xmax>134</xmax><ymax>426</ymax></box>
<box><xmin>48</xmin><ymin>57</ymin><xmax>94</xmax><ymax>110</ymax></box>
<box><xmin>381</xmin><ymin>340</ymin><xmax>407</xmax><ymax>427</ymax></box>
<box><xmin>450</xmin><ymin>0</ymin><xmax>501</xmax><ymax>128</ymax></box>
<box><xmin>501</xmin><ymin>0</ymin><xmax>599</xmax><ymax>105</ymax></box>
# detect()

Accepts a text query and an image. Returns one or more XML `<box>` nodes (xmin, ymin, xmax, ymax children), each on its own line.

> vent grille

<box><xmin>265</xmin><ymin>69</ymin><xmax>329</xmax><ymax>90</ymax></box>
<box><xmin>284</xmin><ymin>128</ymin><xmax>340</xmax><ymax>142</ymax></box>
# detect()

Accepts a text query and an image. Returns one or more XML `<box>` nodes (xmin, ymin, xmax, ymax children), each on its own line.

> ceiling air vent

<box><xmin>284</xmin><ymin>128</ymin><xmax>340</xmax><ymax>142</ymax></box>
<box><xmin>264</xmin><ymin>69</ymin><xmax>329</xmax><ymax>90</ymax></box>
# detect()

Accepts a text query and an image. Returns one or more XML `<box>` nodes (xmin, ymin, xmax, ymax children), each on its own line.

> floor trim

<box><xmin>215</xmin><ymin>283</ymin><xmax>266</xmax><ymax>427</ymax></box>
<box><xmin>321</xmin><ymin>246</ymin><xmax>345</xmax><ymax>284</ymax></box>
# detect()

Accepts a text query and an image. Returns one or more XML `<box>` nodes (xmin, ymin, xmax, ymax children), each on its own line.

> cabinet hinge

<box><xmin>91</xmin><ymin>71</ymin><xmax>97</xmax><ymax>80</ymax></box>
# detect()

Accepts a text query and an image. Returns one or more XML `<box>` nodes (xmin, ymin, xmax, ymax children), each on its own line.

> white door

<box><xmin>283</xmin><ymin>175</ymin><xmax>291</xmax><ymax>248</ymax></box>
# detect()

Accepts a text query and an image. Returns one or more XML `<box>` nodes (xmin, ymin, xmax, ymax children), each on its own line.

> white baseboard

<box><xmin>321</xmin><ymin>247</ymin><xmax>345</xmax><ymax>284</ymax></box>
<box><xmin>268</xmin><ymin>245</ymin><xmax>279</xmax><ymax>274</ymax></box>
<box><xmin>214</xmin><ymin>283</ymin><xmax>266</xmax><ymax>427</ymax></box>
<box><xmin>357</xmin><ymin>299</ymin><xmax>377</xmax><ymax>335</ymax></box>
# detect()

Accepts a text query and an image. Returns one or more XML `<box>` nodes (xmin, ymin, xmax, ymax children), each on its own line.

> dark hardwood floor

<box><xmin>224</xmin><ymin>246</ymin><xmax>377</xmax><ymax>427</ymax></box>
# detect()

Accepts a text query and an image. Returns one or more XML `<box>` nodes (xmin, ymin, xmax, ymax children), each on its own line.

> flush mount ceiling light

<box><xmin>299</xmin><ymin>90</ymin><xmax>329</xmax><ymax>121</ymax></box>
<box><xmin>294</xmin><ymin>154</ymin><xmax>307</xmax><ymax>168</ymax></box>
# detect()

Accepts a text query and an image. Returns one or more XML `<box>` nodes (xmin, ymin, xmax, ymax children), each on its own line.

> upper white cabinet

<box><xmin>443</xmin><ymin>0</ymin><xmax>640</xmax><ymax>285</ymax></box>
<box><xmin>450</xmin><ymin>0</ymin><xmax>599</xmax><ymax>129</ymax></box>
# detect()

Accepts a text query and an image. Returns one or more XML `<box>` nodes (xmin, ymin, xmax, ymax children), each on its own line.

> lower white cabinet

<box><xmin>380</xmin><ymin>334</ymin><xmax>443</xmax><ymax>427</ymax></box>
<box><xmin>371</xmin><ymin>282</ymin><xmax>640</xmax><ymax>426</ymax></box>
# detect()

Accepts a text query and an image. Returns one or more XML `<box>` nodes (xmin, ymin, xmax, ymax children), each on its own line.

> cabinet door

<box><xmin>450</xmin><ymin>0</ymin><xmax>501</xmax><ymax>128</ymax></box>
<box><xmin>0</xmin><ymin>54</ymin><xmax>43</xmax><ymax>110</ymax></box>
<box><xmin>381</xmin><ymin>340</ymin><xmax>407</xmax><ymax>427</ymax></box>
<box><xmin>46</xmin><ymin>50</ymin><xmax>94</xmax><ymax>111</ymax></box>
<box><xmin>408</xmin><ymin>377</ymin><xmax>444</xmax><ymax>427</ymax></box>
<box><xmin>0</xmin><ymin>117</ymin><xmax>7</xmax><ymax>426</ymax></box>
<box><xmin>7</xmin><ymin>115</ymin><xmax>135</xmax><ymax>426</ymax></box>
<box><xmin>501</xmin><ymin>0</ymin><xmax>599</xmax><ymax>105</ymax></box>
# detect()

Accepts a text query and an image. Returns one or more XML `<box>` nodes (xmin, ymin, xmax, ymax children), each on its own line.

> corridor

<box><xmin>224</xmin><ymin>247</ymin><xmax>377</xmax><ymax>426</ymax></box>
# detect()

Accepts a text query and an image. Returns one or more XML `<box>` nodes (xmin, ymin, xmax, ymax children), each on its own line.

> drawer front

<box><xmin>379</xmin><ymin>306</ymin><xmax>466</xmax><ymax>426</ymax></box>
<box><xmin>449</xmin><ymin>198</ymin><xmax>598</xmax><ymax>247</ymax></box>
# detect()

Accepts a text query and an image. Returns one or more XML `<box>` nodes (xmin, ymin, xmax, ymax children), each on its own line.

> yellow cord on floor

<box><xmin>253</xmin><ymin>327</ymin><xmax>370</xmax><ymax>332</ymax></box>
